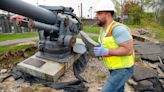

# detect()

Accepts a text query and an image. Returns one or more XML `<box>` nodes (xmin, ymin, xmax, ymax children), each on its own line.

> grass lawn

<box><xmin>83</xmin><ymin>21</ymin><xmax>164</xmax><ymax>41</ymax></box>
<box><xmin>82</xmin><ymin>25</ymin><xmax>99</xmax><ymax>42</ymax></box>
<box><xmin>0</xmin><ymin>32</ymin><xmax>38</xmax><ymax>41</ymax></box>
<box><xmin>0</xmin><ymin>42</ymin><xmax>37</xmax><ymax>68</ymax></box>
<box><xmin>0</xmin><ymin>26</ymin><xmax>98</xmax><ymax>42</ymax></box>
<box><xmin>0</xmin><ymin>43</ymin><xmax>37</xmax><ymax>67</ymax></box>
<box><xmin>141</xmin><ymin>20</ymin><xmax>164</xmax><ymax>40</ymax></box>
<box><xmin>83</xmin><ymin>25</ymin><xmax>100</xmax><ymax>34</ymax></box>
<box><xmin>1</xmin><ymin>23</ymin><xmax>162</xmax><ymax>41</ymax></box>
<box><xmin>126</xmin><ymin>19</ymin><xmax>164</xmax><ymax>40</ymax></box>
<box><xmin>91</xmin><ymin>36</ymin><xmax>98</xmax><ymax>42</ymax></box>
<box><xmin>0</xmin><ymin>44</ymin><xmax>36</xmax><ymax>56</ymax></box>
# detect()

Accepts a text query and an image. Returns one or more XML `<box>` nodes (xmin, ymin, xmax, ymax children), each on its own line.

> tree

<box><xmin>111</xmin><ymin>0</ymin><xmax>122</xmax><ymax>16</ymax></box>
<box><xmin>122</xmin><ymin>0</ymin><xmax>143</xmax><ymax>24</ymax></box>
<box><xmin>147</xmin><ymin>0</ymin><xmax>164</xmax><ymax>25</ymax></box>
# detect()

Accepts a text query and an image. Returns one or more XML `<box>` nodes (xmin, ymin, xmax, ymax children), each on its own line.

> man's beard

<box><xmin>96</xmin><ymin>19</ymin><xmax>105</xmax><ymax>27</ymax></box>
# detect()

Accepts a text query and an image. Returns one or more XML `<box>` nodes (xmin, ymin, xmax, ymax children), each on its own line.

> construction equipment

<box><xmin>0</xmin><ymin>0</ymin><xmax>90</xmax><ymax>84</ymax></box>
<box><xmin>0</xmin><ymin>0</ymin><xmax>82</xmax><ymax>62</ymax></box>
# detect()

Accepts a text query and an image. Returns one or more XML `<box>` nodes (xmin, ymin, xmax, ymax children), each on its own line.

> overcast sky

<box><xmin>22</xmin><ymin>0</ymin><xmax>101</xmax><ymax>18</ymax></box>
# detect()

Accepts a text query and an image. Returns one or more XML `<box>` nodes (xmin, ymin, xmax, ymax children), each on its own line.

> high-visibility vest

<box><xmin>98</xmin><ymin>21</ymin><xmax>134</xmax><ymax>70</ymax></box>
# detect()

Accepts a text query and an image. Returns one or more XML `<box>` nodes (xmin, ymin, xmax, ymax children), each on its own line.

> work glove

<box><xmin>93</xmin><ymin>46</ymin><xmax>109</xmax><ymax>57</ymax></box>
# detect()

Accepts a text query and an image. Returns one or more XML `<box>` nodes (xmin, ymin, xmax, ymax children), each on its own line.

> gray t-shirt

<box><xmin>112</xmin><ymin>25</ymin><xmax>132</xmax><ymax>44</ymax></box>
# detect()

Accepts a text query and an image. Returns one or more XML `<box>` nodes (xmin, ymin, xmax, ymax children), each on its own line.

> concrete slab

<box><xmin>80</xmin><ymin>31</ymin><xmax>99</xmax><ymax>47</ymax></box>
<box><xmin>159</xmin><ymin>64</ymin><xmax>164</xmax><ymax>72</ymax></box>
<box><xmin>134</xmin><ymin>40</ymin><xmax>152</xmax><ymax>46</ymax></box>
<box><xmin>132</xmin><ymin>66</ymin><xmax>158</xmax><ymax>82</ymax></box>
<box><xmin>135</xmin><ymin>43</ymin><xmax>162</xmax><ymax>54</ymax></box>
<box><xmin>134</xmin><ymin>41</ymin><xmax>164</xmax><ymax>62</ymax></box>
<box><xmin>132</xmin><ymin>33</ymin><xmax>159</xmax><ymax>43</ymax></box>
<box><xmin>17</xmin><ymin>54</ymin><xmax>80</xmax><ymax>82</ymax></box>
<box><xmin>134</xmin><ymin>80</ymin><xmax>154</xmax><ymax>91</ymax></box>
<box><xmin>141</xmin><ymin>53</ymin><xmax>164</xmax><ymax>62</ymax></box>
<box><xmin>80</xmin><ymin>31</ymin><xmax>99</xmax><ymax>56</ymax></box>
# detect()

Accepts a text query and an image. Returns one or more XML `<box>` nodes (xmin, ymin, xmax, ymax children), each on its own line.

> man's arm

<box><xmin>107</xmin><ymin>39</ymin><xmax>133</xmax><ymax>56</ymax></box>
<box><xmin>93</xmin><ymin>25</ymin><xmax>134</xmax><ymax>57</ymax></box>
<box><xmin>107</xmin><ymin>25</ymin><xmax>134</xmax><ymax>56</ymax></box>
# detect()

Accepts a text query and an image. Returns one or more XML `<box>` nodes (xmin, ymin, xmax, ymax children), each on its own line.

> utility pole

<box><xmin>90</xmin><ymin>6</ymin><xmax>93</xmax><ymax>19</ymax></box>
<box><xmin>120</xmin><ymin>0</ymin><xmax>123</xmax><ymax>16</ymax></box>
<box><xmin>80</xmin><ymin>3</ymin><xmax>83</xmax><ymax>19</ymax></box>
<box><xmin>36</xmin><ymin>0</ymin><xmax>39</xmax><ymax>5</ymax></box>
<box><xmin>120</xmin><ymin>0</ymin><xmax>124</xmax><ymax>23</ymax></box>
<box><xmin>78</xmin><ymin>5</ymin><xmax>80</xmax><ymax>17</ymax></box>
<box><xmin>140</xmin><ymin>0</ymin><xmax>144</xmax><ymax>11</ymax></box>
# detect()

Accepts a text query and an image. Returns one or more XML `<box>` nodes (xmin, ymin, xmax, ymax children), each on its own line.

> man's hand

<box><xmin>93</xmin><ymin>46</ymin><xmax>109</xmax><ymax>56</ymax></box>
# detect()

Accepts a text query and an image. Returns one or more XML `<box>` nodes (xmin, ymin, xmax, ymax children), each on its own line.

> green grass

<box><xmin>91</xmin><ymin>36</ymin><xmax>98</xmax><ymax>42</ymax></box>
<box><xmin>0</xmin><ymin>45</ymin><xmax>37</xmax><ymax>67</ymax></box>
<box><xmin>0</xmin><ymin>43</ymin><xmax>37</xmax><ymax>67</ymax></box>
<box><xmin>141</xmin><ymin>20</ymin><xmax>164</xmax><ymax>40</ymax></box>
<box><xmin>83</xmin><ymin>25</ymin><xmax>100</xmax><ymax>34</ymax></box>
<box><xmin>96</xmin><ymin>73</ymin><xmax>107</xmax><ymax>81</ymax></box>
<box><xmin>0</xmin><ymin>44</ymin><xmax>35</xmax><ymax>56</ymax></box>
<box><xmin>0</xmin><ymin>32</ymin><xmax>38</xmax><ymax>41</ymax></box>
<box><xmin>83</xmin><ymin>21</ymin><xmax>164</xmax><ymax>40</ymax></box>
<box><xmin>0</xmin><ymin>26</ymin><xmax>99</xmax><ymax>41</ymax></box>
<box><xmin>126</xmin><ymin>24</ymin><xmax>142</xmax><ymax>29</ymax></box>
<box><xmin>82</xmin><ymin>25</ymin><xmax>99</xmax><ymax>42</ymax></box>
<box><xmin>126</xmin><ymin>19</ymin><xmax>164</xmax><ymax>40</ymax></box>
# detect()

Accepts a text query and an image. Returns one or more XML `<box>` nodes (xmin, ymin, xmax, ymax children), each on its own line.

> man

<box><xmin>93</xmin><ymin>0</ymin><xmax>135</xmax><ymax>92</ymax></box>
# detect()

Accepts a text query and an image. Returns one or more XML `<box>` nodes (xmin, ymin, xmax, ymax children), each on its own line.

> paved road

<box><xmin>0</xmin><ymin>37</ymin><xmax>39</xmax><ymax>46</ymax></box>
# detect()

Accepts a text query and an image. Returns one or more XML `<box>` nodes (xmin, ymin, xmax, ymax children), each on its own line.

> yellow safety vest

<box><xmin>98</xmin><ymin>21</ymin><xmax>134</xmax><ymax>70</ymax></box>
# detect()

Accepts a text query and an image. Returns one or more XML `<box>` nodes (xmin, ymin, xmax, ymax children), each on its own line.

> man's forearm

<box><xmin>108</xmin><ymin>47</ymin><xmax>133</xmax><ymax>56</ymax></box>
<box><xmin>107</xmin><ymin>39</ymin><xmax>133</xmax><ymax>56</ymax></box>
